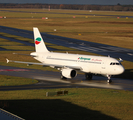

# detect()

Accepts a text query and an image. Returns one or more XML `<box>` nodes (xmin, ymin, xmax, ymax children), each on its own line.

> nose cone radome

<box><xmin>117</xmin><ymin>66</ymin><xmax>125</xmax><ymax>75</ymax></box>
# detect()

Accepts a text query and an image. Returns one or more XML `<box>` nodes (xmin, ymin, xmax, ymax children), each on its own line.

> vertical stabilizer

<box><xmin>33</xmin><ymin>27</ymin><xmax>49</xmax><ymax>52</ymax></box>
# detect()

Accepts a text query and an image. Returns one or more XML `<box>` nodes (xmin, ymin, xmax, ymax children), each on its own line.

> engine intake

<box><xmin>61</xmin><ymin>68</ymin><xmax>77</xmax><ymax>78</ymax></box>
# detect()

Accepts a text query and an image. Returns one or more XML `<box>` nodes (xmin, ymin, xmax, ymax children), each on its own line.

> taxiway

<box><xmin>0</xmin><ymin>66</ymin><xmax>133</xmax><ymax>91</ymax></box>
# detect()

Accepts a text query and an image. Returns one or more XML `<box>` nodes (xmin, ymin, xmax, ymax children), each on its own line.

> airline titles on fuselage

<box><xmin>46</xmin><ymin>56</ymin><xmax>102</xmax><ymax>64</ymax></box>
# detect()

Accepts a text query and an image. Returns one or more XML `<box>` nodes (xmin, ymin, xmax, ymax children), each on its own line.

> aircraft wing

<box><xmin>6</xmin><ymin>59</ymin><xmax>44</xmax><ymax>66</ymax></box>
<box><xmin>6</xmin><ymin>59</ymin><xmax>82</xmax><ymax>70</ymax></box>
<box><xmin>13</xmin><ymin>53</ymin><xmax>37</xmax><ymax>57</ymax></box>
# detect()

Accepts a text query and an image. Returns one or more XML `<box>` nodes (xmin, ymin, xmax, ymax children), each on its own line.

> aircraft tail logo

<box><xmin>35</xmin><ymin>37</ymin><xmax>41</xmax><ymax>45</ymax></box>
<box><xmin>33</xmin><ymin>27</ymin><xmax>49</xmax><ymax>52</ymax></box>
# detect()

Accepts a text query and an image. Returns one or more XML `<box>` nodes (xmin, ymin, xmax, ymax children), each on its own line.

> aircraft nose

<box><xmin>117</xmin><ymin>66</ymin><xmax>125</xmax><ymax>74</ymax></box>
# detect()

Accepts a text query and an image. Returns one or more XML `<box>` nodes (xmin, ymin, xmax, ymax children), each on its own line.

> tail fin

<box><xmin>33</xmin><ymin>27</ymin><xmax>49</xmax><ymax>52</ymax></box>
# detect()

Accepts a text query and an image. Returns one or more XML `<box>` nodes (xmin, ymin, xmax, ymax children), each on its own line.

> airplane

<box><xmin>6</xmin><ymin>27</ymin><xmax>125</xmax><ymax>83</ymax></box>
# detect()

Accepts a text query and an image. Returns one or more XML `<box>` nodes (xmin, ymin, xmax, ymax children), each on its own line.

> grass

<box><xmin>0</xmin><ymin>75</ymin><xmax>38</xmax><ymax>86</ymax></box>
<box><xmin>0</xmin><ymin>32</ymin><xmax>33</xmax><ymax>43</ymax></box>
<box><xmin>49</xmin><ymin>45</ymin><xmax>76</xmax><ymax>51</ymax></box>
<box><xmin>1</xmin><ymin>8</ymin><xmax>133</xmax><ymax>16</ymax></box>
<box><xmin>0</xmin><ymin>42</ymin><xmax>23</xmax><ymax>46</ymax></box>
<box><xmin>0</xmin><ymin>88</ymin><xmax>132</xmax><ymax>120</ymax></box>
<box><xmin>1</xmin><ymin>46</ymin><xmax>34</xmax><ymax>51</ymax></box>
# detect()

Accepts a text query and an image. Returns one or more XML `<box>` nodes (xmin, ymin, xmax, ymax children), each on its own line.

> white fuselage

<box><xmin>33</xmin><ymin>52</ymin><xmax>125</xmax><ymax>76</ymax></box>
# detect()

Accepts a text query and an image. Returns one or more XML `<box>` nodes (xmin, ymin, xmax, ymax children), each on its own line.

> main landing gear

<box><xmin>85</xmin><ymin>73</ymin><xmax>93</xmax><ymax>80</ymax></box>
<box><xmin>85</xmin><ymin>73</ymin><xmax>112</xmax><ymax>83</ymax></box>
<box><xmin>61</xmin><ymin>75</ymin><xmax>67</xmax><ymax>80</ymax></box>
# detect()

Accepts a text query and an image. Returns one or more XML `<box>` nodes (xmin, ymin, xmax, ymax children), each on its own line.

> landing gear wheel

<box><xmin>107</xmin><ymin>79</ymin><xmax>112</xmax><ymax>83</ymax></box>
<box><xmin>107</xmin><ymin>75</ymin><xmax>112</xmax><ymax>83</ymax></box>
<box><xmin>61</xmin><ymin>75</ymin><xmax>67</xmax><ymax>80</ymax></box>
<box><xmin>85</xmin><ymin>73</ymin><xmax>93</xmax><ymax>80</ymax></box>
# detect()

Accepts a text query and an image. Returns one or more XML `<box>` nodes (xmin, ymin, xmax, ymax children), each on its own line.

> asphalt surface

<box><xmin>0</xmin><ymin>26</ymin><xmax>133</xmax><ymax>62</ymax></box>
<box><xmin>0</xmin><ymin>65</ymin><xmax>133</xmax><ymax>91</ymax></box>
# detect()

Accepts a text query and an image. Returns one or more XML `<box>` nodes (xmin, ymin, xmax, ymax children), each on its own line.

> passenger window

<box><xmin>110</xmin><ymin>63</ymin><xmax>112</xmax><ymax>65</ymax></box>
<box><xmin>116</xmin><ymin>63</ymin><xmax>119</xmax><ymax>65</ymax></box>
<box><xmin>113</xmin><ymin>63</ymin><xmax>115</xmax><ymax>65</ymax></box>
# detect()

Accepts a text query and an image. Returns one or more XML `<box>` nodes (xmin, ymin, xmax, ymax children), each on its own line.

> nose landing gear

<box><xmin>107</xmin><ymin>75</ymin><xmax>112</xmax><ymax>83</ymax></box>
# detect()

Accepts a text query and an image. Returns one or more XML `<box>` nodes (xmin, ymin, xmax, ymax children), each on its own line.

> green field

<box><xmin>0</xmin><ymin>88</ymin><xmax>133</xmax><ymax>120</ymax></box>
<box><xmin>0</xmin><ymin>75</ymin><xmax>38</xmax><ymax>86</ymax></box>
<box><xmin>0</xmin><ymin>9</ymin><xmax>133</xmax><ymax>120</ymax></box>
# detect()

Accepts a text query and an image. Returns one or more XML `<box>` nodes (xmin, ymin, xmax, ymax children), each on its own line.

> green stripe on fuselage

<box><xmin>78</xmin><ymin>57</ymin><xmax>91</xmax><ymax>61</ymax></box>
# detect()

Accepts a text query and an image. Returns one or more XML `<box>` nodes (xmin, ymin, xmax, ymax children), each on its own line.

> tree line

<box><xmin>0</xmin><ymin>3</ymin><xmax>133</xmax><ymax>11</ymax></box>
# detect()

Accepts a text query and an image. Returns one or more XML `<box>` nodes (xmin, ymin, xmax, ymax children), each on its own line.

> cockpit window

<box><xmin>110</xmin><ymin>62</ymin><xmax>121</xmax><ymax>65</ymax></box>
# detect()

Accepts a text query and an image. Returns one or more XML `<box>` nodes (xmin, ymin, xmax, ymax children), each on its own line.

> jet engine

<box><xmin>61</xmin><ymin>68</ymin><xmax>77</xmax><ymax>79</ymax></box>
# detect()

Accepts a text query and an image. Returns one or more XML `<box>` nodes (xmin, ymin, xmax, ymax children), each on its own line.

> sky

<box><xmin>0</xmin><ymin>0</ymin><xmax>133</xmax><ymax>5</ymax></box>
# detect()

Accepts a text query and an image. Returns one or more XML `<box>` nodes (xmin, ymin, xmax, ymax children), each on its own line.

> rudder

<box><xmin>33</xmin><ymin>27</ymin><xmax>49</xmax><ymax>52</ymax></box>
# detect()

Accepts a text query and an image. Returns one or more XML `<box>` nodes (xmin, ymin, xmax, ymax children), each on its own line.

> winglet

<box><xmin>6</xmin><ymin>58</ymin><xmax>9</xmax><ymax>63</ymax></box>
<box><xmin>119</xmin><ymin>58</ymin><xmax>123</xmax><ymax>62</ymax></box>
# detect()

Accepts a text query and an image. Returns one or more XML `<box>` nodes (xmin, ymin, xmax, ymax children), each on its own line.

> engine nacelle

<box><xmin>61</xmin><ymin>68</ymin><xmax>77</xmax><ymax>79</ymax></box>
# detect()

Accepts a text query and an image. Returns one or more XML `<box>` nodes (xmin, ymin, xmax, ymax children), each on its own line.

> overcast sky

<box><xmin>0</xmin><ymin>0</ymin><xmax>133</xmax><ymax>5</ymax></box>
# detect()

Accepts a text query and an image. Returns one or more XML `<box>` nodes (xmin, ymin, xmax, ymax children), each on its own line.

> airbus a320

<box><xmin>6</xmin><ymin>27</ymin><xmax>125</xmax><ymax>83</ymax></box>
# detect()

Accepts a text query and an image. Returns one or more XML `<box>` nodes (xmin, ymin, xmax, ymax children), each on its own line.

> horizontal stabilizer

<box><xmin>6</xmin><ymin>58</ymin><xmax>10</xmax><ymax>63</ymax></box>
